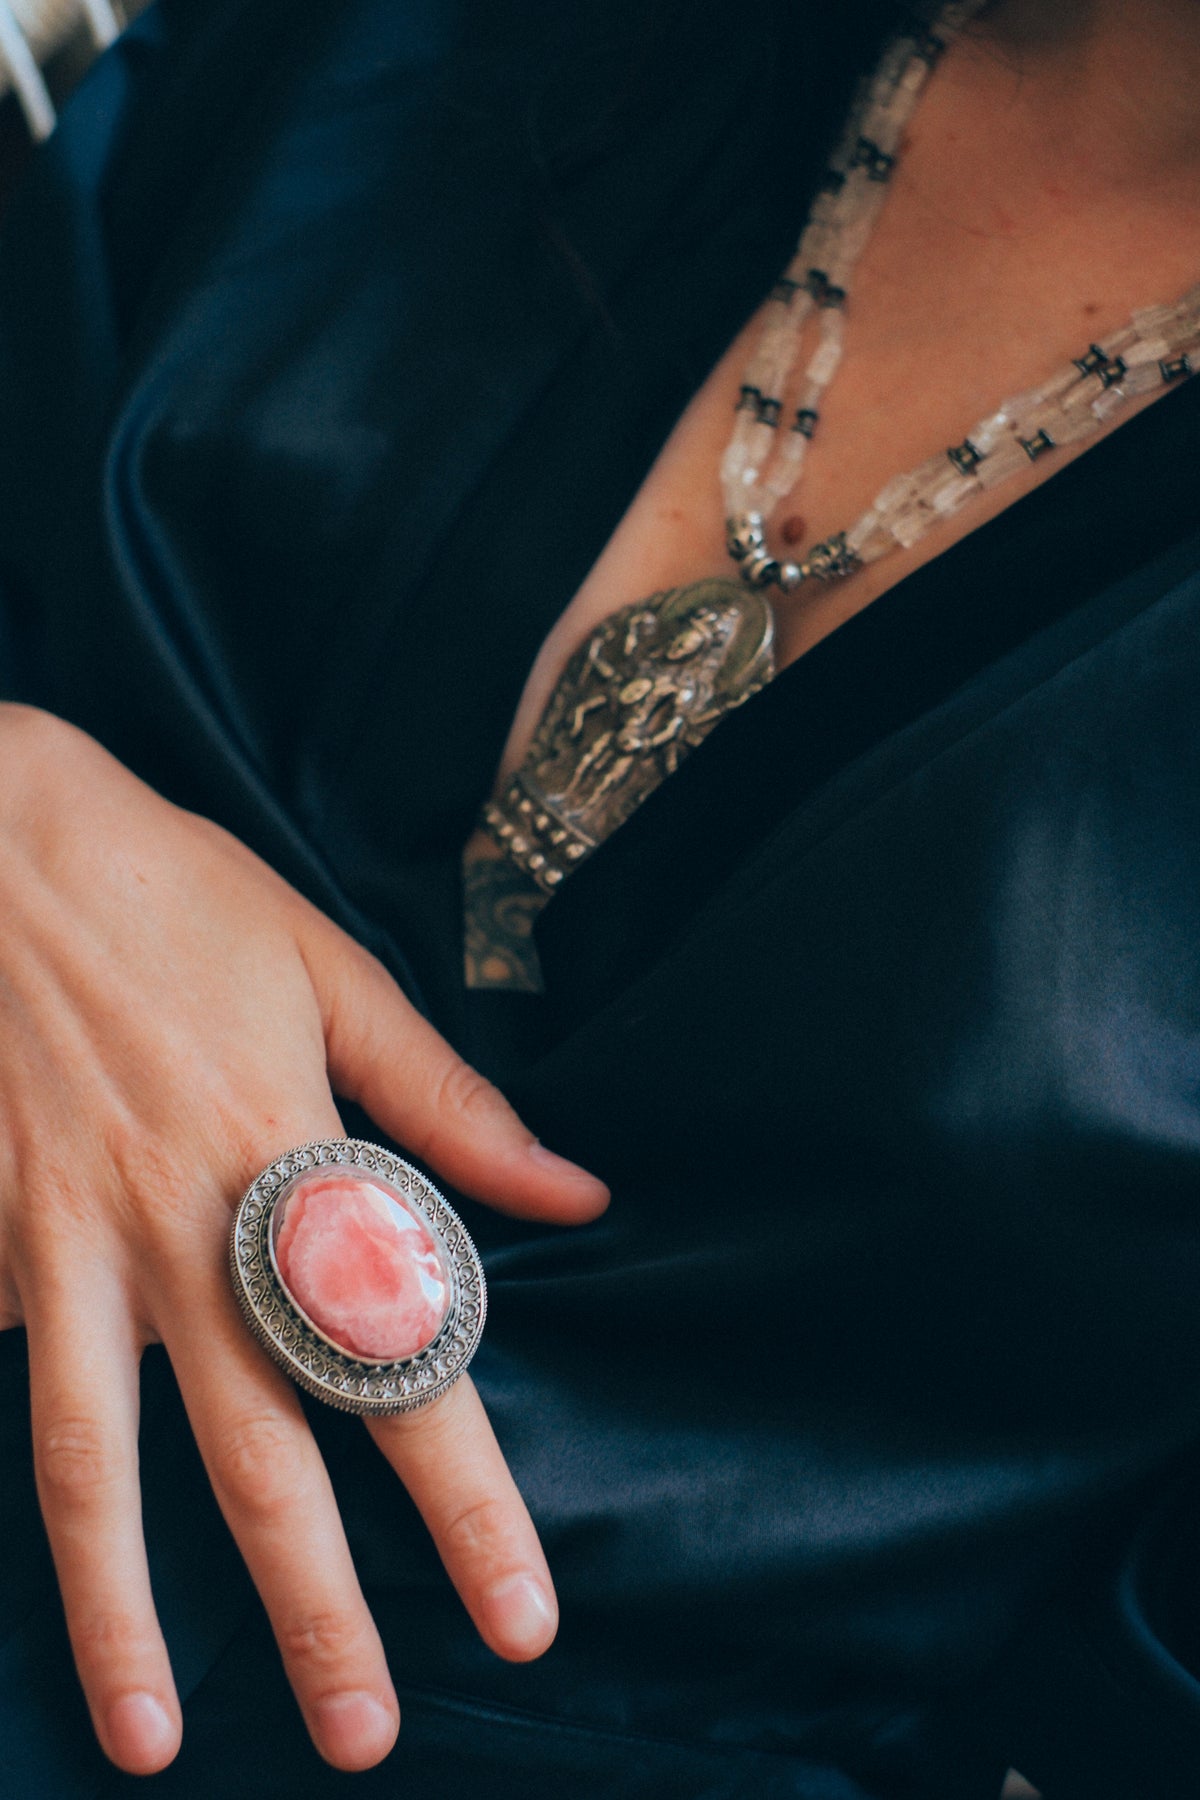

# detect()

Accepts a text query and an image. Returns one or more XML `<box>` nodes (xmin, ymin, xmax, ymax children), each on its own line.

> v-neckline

<box><xmin>531</xmin><ymin>363</ymin><xmax>1200</xmax><ymax>1031</ymax></box>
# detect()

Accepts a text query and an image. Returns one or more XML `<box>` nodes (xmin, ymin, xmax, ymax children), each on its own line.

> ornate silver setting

<box><xmin>482</xmin><ymin>579</ymin><xmax>775</xmax><ymax>893</ymax></box>
<box><xmin>229</xmin><ymin>1138</ymin><xmax>486</xmax><ymax>1416</ymax></box>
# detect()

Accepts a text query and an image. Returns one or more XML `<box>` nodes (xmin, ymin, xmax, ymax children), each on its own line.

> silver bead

<box><xmin>740</xmin><ymin>548</ymin><xmax>781</xmax><ymax>588</ymax></box>
<box><xmin>725</xmin><ymin>513</ymin><xmax>767</xmax><ymax>561</ymax></box>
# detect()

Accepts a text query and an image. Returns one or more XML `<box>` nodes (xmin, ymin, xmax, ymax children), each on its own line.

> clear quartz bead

<box><xmin>805</xmin><ymin>332</ymin><xmax>843</xmax><ymax>388</ymax></box>
<box><xmin>1061</xmin><ymin>377</ymin><xmax>1102</xmax><ymax>413</ymax></box>
<box><xmin>763</xmin><ymin>433</ymin><xmax>808</xmax><ymax>503</ymax></box>
<box><xmin>899</xmin><ymin>54</ymin><xmax>929</xmax><ymax>95</ymax></box>
<box><xmin>1132</xmin><ymin>303</ymin><xmax>1177</xmax><ymax>335</ymax></box>
<box><xmin>889</xmin><ymin>504</ymin><xmax>929</xmax><ymax>549</ymax></box>
<box><xmin>1091</xmin><ymin>386</ymin><xmax>1126</xmax><ymax>421</ymax></box>
<box><xmin>975</xmin><ymin>440</ymin><xmax>1030</xmax><ymax>489</ymax></box>
<box><xmin>1041</xmin><ymin>404</ymin><xmax>1096</xmax><ymax>445</ymax></box>
<box><xmin>1119</xmin><ymin>360</ymin><xmax>1166</xmax><ymax>396</ymax></box>
<box><xmin>929</xmin><ymin>471</ymin><xmax>978</xmax><ymax>514</ymax></box>
<box><xmin>873</xmin><ymin>471</ymin><xmax>916</xmax><ymax>515</ymax></box>
<box><xmin>1123</xmin><ymin>336</ymin><xmax>1169</xmax><ymax>368</ymax></box>
<box><xmin>845</xmin><ymin>512</ymin><xmax>894</xmax><ymax>563</ymax></box>
<box><xmin>968</xmin><ymin>409</ymin><xmax>1010</xmax><ymax>453</ymax></box>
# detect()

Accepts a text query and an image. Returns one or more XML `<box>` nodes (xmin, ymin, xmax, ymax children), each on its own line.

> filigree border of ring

<box><xmin>229</xmin><ymin>1137</ymin><xmax>487</xmax><ymax>1416</ymax></box>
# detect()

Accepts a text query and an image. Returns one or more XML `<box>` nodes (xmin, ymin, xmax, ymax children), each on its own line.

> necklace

<box><xmin>468</xmin><ymin>0</ymin><xmax>1200</xmax><ymax>985</ymax></box>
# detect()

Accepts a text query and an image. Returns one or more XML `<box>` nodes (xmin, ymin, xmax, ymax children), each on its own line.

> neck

<box><xmin>968</xmin><ymin>0</ymin><xmax>1200</xmax><ymax>192</ymax></box>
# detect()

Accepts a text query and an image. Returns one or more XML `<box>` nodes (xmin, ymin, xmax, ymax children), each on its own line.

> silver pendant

<box><xmin>482</xmin><ymin>578</ymin><xmax>775</xmax><ymax>893</ymax></box>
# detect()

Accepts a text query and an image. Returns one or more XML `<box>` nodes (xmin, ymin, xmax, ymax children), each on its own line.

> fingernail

<box><xmin>485</xmin><ymin>1573</ymin><xmax>558</xmax><ymax>1656</ymax></box>
<box><xmin>527</xmin><ymin>1142</ymin><xmax>609</xmax><ymax>1202</ymax></box>
<box><xmin>313</xmin><ymin>1691</ymin><xmax>397</xmax><ymax>1768</ymax></box>
<box><xmin>106</xmin><ymin>1692</ymin><xmax>176</xmax><ymax>1771</ymax></box>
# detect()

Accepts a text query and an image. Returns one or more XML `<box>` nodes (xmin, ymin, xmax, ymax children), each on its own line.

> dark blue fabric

<box><xmin>1</xmin><ymin>1</ymin><xmax>1200</xmax><ymax>1794</ymax></box>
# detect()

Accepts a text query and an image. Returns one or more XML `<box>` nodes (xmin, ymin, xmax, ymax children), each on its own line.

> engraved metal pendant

<box><xmin>482</xmin><ymin>579</ymin><xmax>775</xmax><ymax>892</ymax></box>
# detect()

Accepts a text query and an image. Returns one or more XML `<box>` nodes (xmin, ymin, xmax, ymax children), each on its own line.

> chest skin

<box><xmin>482</xmin><ymin>15</ymin><xmax>1200</xmax><ymax>795</ymax></box>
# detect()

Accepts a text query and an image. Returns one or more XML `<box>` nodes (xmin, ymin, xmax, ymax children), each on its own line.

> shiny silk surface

<box><xmin>2</xmin><ymin>1</ymin><xmax>1200</xmax><ymax>1795</ymax></box>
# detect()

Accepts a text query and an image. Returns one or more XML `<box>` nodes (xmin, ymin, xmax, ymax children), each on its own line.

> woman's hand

<box><xmin>0</xmin><ymin>704</ymin><xmax>608</xmax><ymax>1776</ymax></box>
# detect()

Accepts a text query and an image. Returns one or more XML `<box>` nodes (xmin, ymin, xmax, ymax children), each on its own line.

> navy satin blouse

<box><xmin>2</xmin><ymin>2</ymin><xmax>1200</xmax><ymax>1796</ymax></box>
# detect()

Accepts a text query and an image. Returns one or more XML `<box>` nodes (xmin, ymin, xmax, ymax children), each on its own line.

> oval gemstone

<box><xmin>270</xmin><ymin>1169</ymin><xmax>451</xmax><ymax>1361</ymax></box>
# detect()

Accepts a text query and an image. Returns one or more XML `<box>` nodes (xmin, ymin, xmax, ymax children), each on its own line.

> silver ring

<box><xmin>229</xmin><ymin>1138</ymin><xmax>487</xmax><ymax>1416</ymax></box>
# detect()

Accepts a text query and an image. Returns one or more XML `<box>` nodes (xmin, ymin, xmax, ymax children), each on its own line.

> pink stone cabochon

<box><xmin>270</xmin><ymin>1169</ymin><xmax>451</xmax><ymax>1362</ymax></box>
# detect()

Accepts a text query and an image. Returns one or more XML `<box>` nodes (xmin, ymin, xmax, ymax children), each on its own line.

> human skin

<box><xmin>7</xmin><ymin>0</ymin><xmax>1200</xmax><ymax>1782</ymax></box>
<box><xmin>478</xmin><ymin>0</ymin><xmax>1200</xmax><ymax>802</ymax></box>
<box><xmin>0</xmin><ymin>705</ymin><xmax>609</xmax><ymax>1775</ymax></box>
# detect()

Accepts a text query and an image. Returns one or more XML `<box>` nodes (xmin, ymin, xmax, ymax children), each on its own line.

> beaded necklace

<box><xmin>475</xmin><ymin>0</ymin><xmax>1200</xmax><ymax>935</ymax></box>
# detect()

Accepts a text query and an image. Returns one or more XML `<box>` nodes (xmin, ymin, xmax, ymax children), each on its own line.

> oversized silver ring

<box><xmin>229</xmin><ymin>1138</ymin><xmax>487</xmax><ymax>1416</ymax></box>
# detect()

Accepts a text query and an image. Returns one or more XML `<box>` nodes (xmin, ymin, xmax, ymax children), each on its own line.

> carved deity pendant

<box><xmin>481</xmin><ymin>578</ymin><xmax>776</xmax><ymax>893</ymax></box>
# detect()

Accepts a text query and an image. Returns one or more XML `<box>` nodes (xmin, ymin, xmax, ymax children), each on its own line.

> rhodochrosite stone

<box><xmin>271</xmin><ymin>1170</ymin><xmax>451</xmax><ymax>1361</ymax></box>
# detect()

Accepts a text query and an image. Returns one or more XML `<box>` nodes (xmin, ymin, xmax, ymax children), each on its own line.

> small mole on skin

<box><xmin>1082</xmin><ymin>301</ymin><xmax>1100</xmax><ymax>317</ymax></box>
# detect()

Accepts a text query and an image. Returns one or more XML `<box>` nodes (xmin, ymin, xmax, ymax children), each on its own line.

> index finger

<box><xmin>296</xmin><ymin>913</ymin><xmax>609</xmax><ymax>1223</ymax></box>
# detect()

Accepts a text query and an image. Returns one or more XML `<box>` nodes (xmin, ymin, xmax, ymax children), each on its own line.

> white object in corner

<box><xmin>0</xmin><ymin>0</ymin><xmax>121</xmax><ymax>140</ymax></box>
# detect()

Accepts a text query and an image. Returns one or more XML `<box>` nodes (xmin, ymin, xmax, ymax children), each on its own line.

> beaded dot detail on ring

<box><xmin>230</xmin><ymin>1139</ymin><xmax>487</xmax><ymax>1415</ymax></box>
<box><xmin>469</xmin><ymin>0</ymin><xmax>1200</xmax><ymax>985</ymax></box>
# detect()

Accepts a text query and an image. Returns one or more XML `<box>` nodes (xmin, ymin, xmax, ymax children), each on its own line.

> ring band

<box><xmin>229</xmin><ymin>1138</ymin><xmax>487</xmax><ymax>1415</ymax></box>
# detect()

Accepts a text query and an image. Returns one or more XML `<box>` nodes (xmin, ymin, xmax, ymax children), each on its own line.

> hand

<box><xmin>0</xmin><ymin>705</ymin><xmax>608</xmax><ymax>1776</ymax></box>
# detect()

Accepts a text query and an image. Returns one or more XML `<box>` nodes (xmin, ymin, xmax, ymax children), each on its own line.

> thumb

<box><xmin>297</xmin><ymin>911</ymin><xmax>609</xmax><ymax>1225</ymax></box>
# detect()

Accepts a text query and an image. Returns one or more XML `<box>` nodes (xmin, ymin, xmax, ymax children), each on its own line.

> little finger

<box><xmin>25</xmin><ymin>1278</ymin><xmax>181</xmax><ymax>1775</ymax></box>
<box><xmin>370</xmin><ymin>1375</ymin><xmax>557</xmax><ymax>1662</ymax></box>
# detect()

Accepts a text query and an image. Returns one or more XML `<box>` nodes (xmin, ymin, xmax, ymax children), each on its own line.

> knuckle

<box><xmin>211</xmin><ymin>1414</ymin><xmax>300</xmax><ymax>1521</ymax></box>
<box><xmin>103</xmin><ymin>1120</ymin><xmax>194</xmax><ymax>1228</ymax></box>
<box><xmin>37</xmin><ymin>1415</ymin><xmax>123</xmax><ymax>1505</ymax></box>
<box><xmin>432</xmin><ymin>1058</ymin><xmax>508</xmax><ymax>1133</ymax></box>
<box><xmin>441</xmin><ymin>1494</ymin><xmax>513</xmax><ymax>1566</ymax></box>
<box><xmin>277</xmin><ymin>1608</ymin><xmax>368</xmax><ymax>1671</ymax></box>
<box><xmin>71</xmin><ymin>1609</ymin><xmax>159</xmax><ymax>1668</ymax></box>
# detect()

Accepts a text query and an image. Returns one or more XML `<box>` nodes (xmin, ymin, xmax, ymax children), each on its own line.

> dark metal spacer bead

<box><xmin>911</xmin><ymin>28</ymin><xmax>945</xmax><ymax>65</ymax></box>
<box><xmin>947</xmin><ymin>439</ymin><xmax>982</xmax><ymax>476</ymax></box>
<box><xmin>739</xmin><ymin>549</ymin><xmax>781</xmax><ymax>589</ymax></box>
<box><xmin>1074</xmin><ymin>342</ymin><xmax>1126</xmax><ymax>387</ymax></box>
<box><xmin>853</xmin><ymin>136</ymin><xmax>896</xmax><ymax>182</ymax></box>
<box><xmin>820</xmin><ymin>283</ymin><xmax>846</xmax><ymax>309</ymax></box>
<box><xmin>805</xmin><ymin>268</ymin><xmax>830</xmax><ymax>302</ymax></box>
<box><xmin>1161</xmin><ymin>355</ymin><xmax>1192</xmax><ymax>382</ymax></box>
<box><xmin>736</xmin><ymin>384</ymin><xmax>761</xmax><ymax>414</ymax></box>
<box><xmin>792</xmin><ymin>408</ymin><xmax>819</xmax><ymax>438</ymax></box>
<box><xmin>770</xmin><ymin>277</ymin><xmax>801</xmax><ymax>304</ymax></box>
<box><xmin>755</xmin><ymin>395</ymin><xmax>782</xmax><ymax>428</ymax></box>
<box><xmin>1018</xmin><ymin>428</ymin><xmax>1055</xmax><ymax>461</ymax></box>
